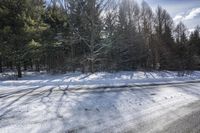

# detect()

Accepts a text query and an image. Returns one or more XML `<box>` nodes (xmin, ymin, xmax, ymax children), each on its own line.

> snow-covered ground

<box><xmin>0</xmin><ymin>71</ymin><xmax>200</xmax><ymax>91</ymax></box>
<box><xmin>0</xmin><ymin>82</ymin><xmax>200</xmax><ymax>132</ymax></box>
<box><xmin>0</xmin><ymin>71</ymin><xmax>200</xmax><ymax>132</ymax></box>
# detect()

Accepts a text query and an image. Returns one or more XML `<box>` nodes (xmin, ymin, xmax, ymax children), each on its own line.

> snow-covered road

<box><xmin>0</xmin><ymin>82</ymin><xmax>200</xmax><ymax>133</ymax></box>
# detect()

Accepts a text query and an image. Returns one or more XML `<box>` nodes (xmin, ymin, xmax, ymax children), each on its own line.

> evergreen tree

<box><xmin>0</xmin><ymin>0</ymin><xmax>199</xmax><ymax>76</ymax></box>
<box><xmin>154</xmin><ymin>7</ymin><xmax>172</xmax><ymax>69</ymax></box>
<box><xmin>140</xmin><ymin>1</ymin><xmax>154</xmax><ymax>69</ymax></box>
<box><xmin>43</xmin><ymin>3</ymin><xmax>69</xmax><ymax>72</ymax></box>
<box><xmin>114</xmin><ymin>0</ymin><xmax>145</xmax><ymax>70</ymax></box>
<box><xmin>174</xmin><ymin>22</ymin><xmax>189</xmax><ymax>70</ymax></box>
<box><xmin>189</xmin><ymin>26</ymin><xmax>200</xmax><ymax>69</ymax></box>
<box><xmin>0</xmin><ymin>0</ymin><xmax>47</xmax><ymax>77</ymax></box>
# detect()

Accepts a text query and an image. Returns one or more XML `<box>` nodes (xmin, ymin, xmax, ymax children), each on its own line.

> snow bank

<box><xmin>0</xmin><ymin>71</ymin><xmax>200</xmax><ymax>91</ymax></box>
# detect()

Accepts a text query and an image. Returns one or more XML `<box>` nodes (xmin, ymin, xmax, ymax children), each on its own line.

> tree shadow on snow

<box><xmin>0</xmin><ymin>82</ymin><xmax>200</xmax><ymax>132</ymax></box>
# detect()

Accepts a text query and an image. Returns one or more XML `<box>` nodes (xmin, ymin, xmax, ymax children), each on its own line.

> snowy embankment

<box><xmin>0</xmin><ymin>71</ymin><xmax>200</xmax><ymax>91</ymax></box>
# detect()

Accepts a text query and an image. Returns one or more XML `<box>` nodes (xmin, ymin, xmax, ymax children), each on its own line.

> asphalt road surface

<box><xmin>0</xmin><ymin>82</ymin><xmax>200</xmax><ymax>133</ymax></box>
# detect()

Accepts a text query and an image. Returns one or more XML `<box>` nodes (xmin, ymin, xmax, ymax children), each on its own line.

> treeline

<box><xmin>0</xmin><ymin>0</ymin><xmax>200</xmax><ymax>77</ymax></box>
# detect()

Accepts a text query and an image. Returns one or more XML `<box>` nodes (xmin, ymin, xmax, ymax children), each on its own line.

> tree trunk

<box><xmin>30</xmin><ymin>59</ymin><xmax>33</xmax><ymax>70</ymax></box>
<box><xmin>0</xmin><ymin>56</ymin><xmax>2</xmax><ymax>73</ymax></box>
<box><xmin>24</xmin><ymin>61</ymin><xmax>27</xmax><ymax>71</ymax></box>
<box><xmin>90</xmin><ymin>60</ymin><xmax>94</xmax><ymax>73</ymax></box>
<box><xmin>17</xmin><ymin>63</ymin><xmax>22</xmax><ymax>78</ymax></box>
<box><xmin>9</xmin><ymin>62</ymin><xmax>13</xmax><ymax>70</ymax></box>
<box><xmin>89</xmin><ymin>0</ymin><xmax>95</xmax><ymax>73</ymax></box>
<box><xmin>71</xmin><ymin>44</ymin><xmax>75</xmax><ymax>72</ymax></box>
<box><xmin>36</xmin><ymin>61</ymin><xmax>40</xmax><ymax>72</ymax></box>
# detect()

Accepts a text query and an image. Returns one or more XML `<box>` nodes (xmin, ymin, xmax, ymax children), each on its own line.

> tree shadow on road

<box><xmin>0</xmin><ymin>82</ymin><xmax>200</xmax><ymax>132</ymax></box>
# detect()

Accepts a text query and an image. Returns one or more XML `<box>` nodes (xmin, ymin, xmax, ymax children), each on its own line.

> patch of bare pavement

<box><xmin>0</xmin><ymin>82</ymin><xmax>200</xmax><ymax>133</ymax></box>
<box><xmin>161</xmin><ymin>102</ymin><xmax>200</xmax><ymax>133</ymax></box>
<box><xmin>120</xmin><ymin>100</ymin><xmax>200</xmax><ymax>133</ymax></box>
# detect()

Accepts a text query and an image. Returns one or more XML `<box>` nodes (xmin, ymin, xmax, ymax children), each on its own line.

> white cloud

<box><xmin>173</xmin><ymin>15</ymin><xmax>184</xmax><ymax>22</ymax></box>
<box><xmin>173</xmin><ymin>7</ymin><xmax>200</xmax><ymax>23</ymax></box>
<box><xmin>189</xmin><ymin>28</ymin><xmax>195</xmax><ymax>33</ymax></box>
<box><xmin>185</xmin><ymin>8</ymin><xmax>200</xmax><ymax>20</ymax></box>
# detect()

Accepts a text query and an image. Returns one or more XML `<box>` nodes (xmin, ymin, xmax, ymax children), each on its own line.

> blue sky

<box><xmin>136</xmin><ymin>0</ymin><xmax>200</xmax><ymax>31</ymax></box>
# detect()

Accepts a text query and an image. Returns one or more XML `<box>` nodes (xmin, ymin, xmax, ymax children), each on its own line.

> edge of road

<box><xmin>67</xmin><ymin>79</ymin><xmax>200</xmax><ymax>91</ymax></box>
<box><xmin>56</xmin><ymin>79</ymin><xmax>200</xmax><ymax>94</ymax></box>
<box><xmin>1</xmin><ymin>79</ymin><xmax>200</xmax><ymax>95</ymax></box>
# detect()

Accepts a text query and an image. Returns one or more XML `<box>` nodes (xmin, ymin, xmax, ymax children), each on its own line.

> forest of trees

<box><xmin>0</xmin><ymin>0</ymin><xmax>200</xmax><ymax>77</ymax></box>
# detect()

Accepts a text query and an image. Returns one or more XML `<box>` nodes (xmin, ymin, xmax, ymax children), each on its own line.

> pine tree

<box><xmin>140</xmin><ymin>1</ymin><xmax>154</xmax><ymax>69</ymax></box>
<box><xmin>189</xmin><ymin>26</ymin><xmax>200</xmax><ymax>69</ymax></box>
<box><xmin>0</xmin><ymin>0</ymin><xmax>47</xmax><ymax>77</ymax></box>
<box><xmin>114</xmin><ymin>0</ymin><xmax>145</xmax><ymax>70</ymax></box>
<box><xmin>43</xmin><ymin>2</ymin><xmax>69</xmax><ymax>73</ymax></box>
<box><xmin>174</xmin><ymin>22</ymin><xmax>188</xmax><ymax>70</ymax></box>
